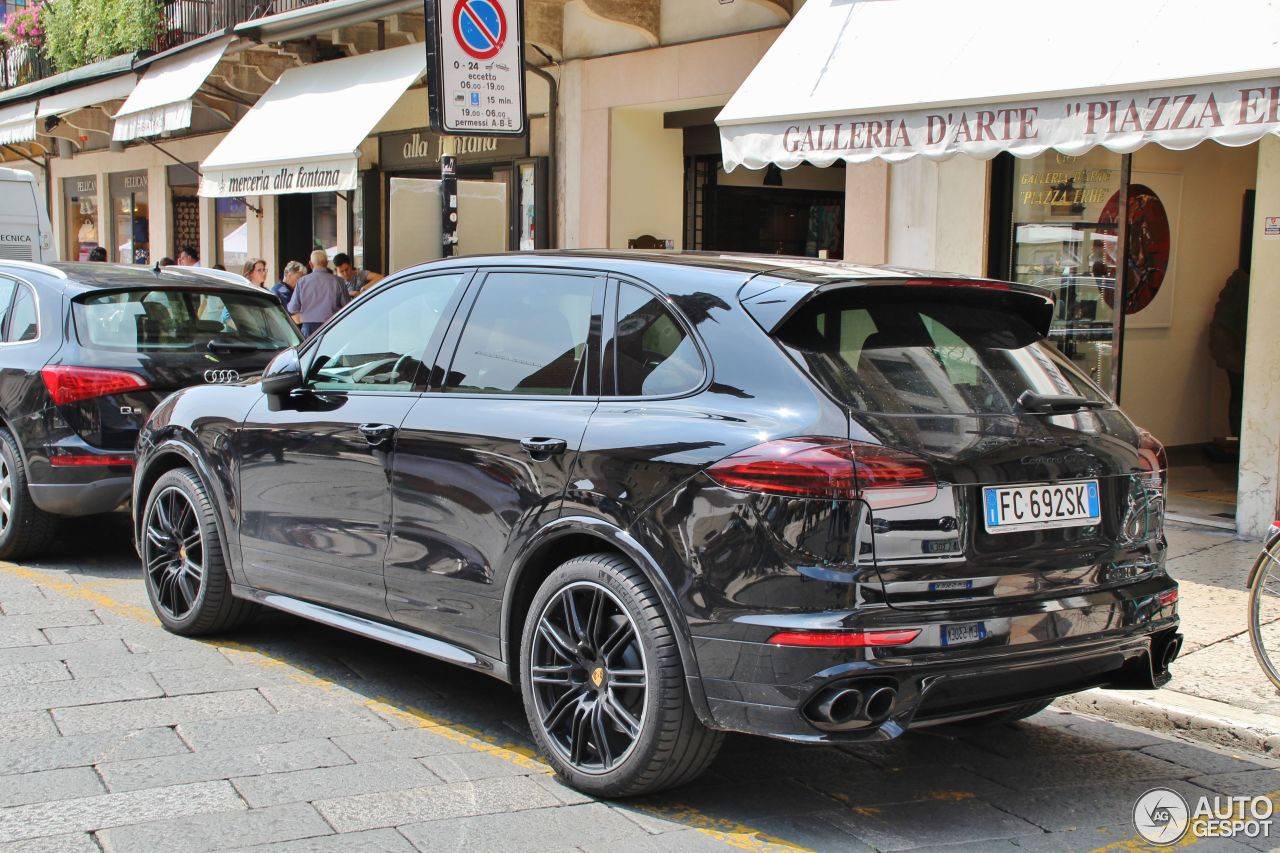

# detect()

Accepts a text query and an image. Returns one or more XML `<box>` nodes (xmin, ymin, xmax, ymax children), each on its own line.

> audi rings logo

<box><xmin>203</xmin><ymin>369</ymin><xmax>240</xmax><ymax>384</ymax></box>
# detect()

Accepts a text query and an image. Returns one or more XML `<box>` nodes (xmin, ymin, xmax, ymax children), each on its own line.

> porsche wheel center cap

<box><xmin>590</xmin><ymin>667</ymin><xmax>605</xmax><ymax>689</ymax></box>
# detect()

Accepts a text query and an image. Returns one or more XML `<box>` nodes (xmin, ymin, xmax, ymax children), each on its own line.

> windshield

<box><xmin>775</xmin><ymin>292</ymin><xmax>1108</xmax><ymax>416</ymax></box>
<box><xmin>73</xmin><ymin>289</ymin><xmax>300</xmax><ymax>352</ymax></box>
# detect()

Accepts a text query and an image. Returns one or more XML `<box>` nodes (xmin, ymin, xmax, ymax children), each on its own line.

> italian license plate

<box><xmin>942</xmin><ymin>622</ymin><xmax>986</xmax><ymax>646</ymax></box>
<box><xmin>982</xmin><ymin>480</ymin><xmax>1101</xmax><ymax>533</ymax></box>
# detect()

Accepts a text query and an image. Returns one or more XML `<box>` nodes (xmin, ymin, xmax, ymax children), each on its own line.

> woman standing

<box><xmin>241</xmin><ymin>258</ymin><xmax>269</xmax><ymax>289</ymax></box>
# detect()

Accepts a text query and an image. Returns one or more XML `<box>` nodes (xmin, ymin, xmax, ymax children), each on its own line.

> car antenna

<box><xmin>152</xmin><ymin>261</ymin><xmax>162</xmax><ymax>275</ymax></box>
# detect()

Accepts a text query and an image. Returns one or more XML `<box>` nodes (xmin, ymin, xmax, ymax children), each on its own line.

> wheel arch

<box><xmin>134</xmin><ymin>438</ymin><xmax>240</xmax><ymax>584</ymax></box>
<box><xmin>501</xmin><ymin>515</ymin><xmax>715</xmax><ymax>728</ymax></box>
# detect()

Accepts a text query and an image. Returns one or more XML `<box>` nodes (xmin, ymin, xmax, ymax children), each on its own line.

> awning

<box><xmin>200</xmin><ymin>43</ymin><xmax>424</xmax><ymax>197</ymax></box>
<box><xmin>37</xmin><ymin>74</ymin><xmax>135</xmax><ymax>120</ymax></box>
<box><xmin>0</xmin><ymin>102</ymin><xmax>36</xmax><ymax>145</ymax></box>
<box><xmin>113</xmin><ymin>36</ymin><xmax>234</xmax><ymax>141</ymax></box>
<box><xmin>718</xmin><ymin>0</ymin><xmax>1280</xmax><ymax>170</ymax></box>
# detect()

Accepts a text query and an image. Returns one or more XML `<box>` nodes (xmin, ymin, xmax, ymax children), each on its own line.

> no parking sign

<box><xmin>425</xmin><ymin>0</ymin><xmax>526</xmax><ymax>136</ymax></box>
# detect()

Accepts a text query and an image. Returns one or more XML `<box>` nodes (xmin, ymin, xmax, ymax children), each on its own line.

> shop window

<box><xmin>169</xmin><ymin>163</ymin><xmax>201</xmax><ymax>264</ymax></box>
<box><xmin>1007</xmin><ymin>150</ymin><xmax>1122</xmax><ymax>391</ymax></box>
<box><xmin>63</xmin><ymin>177</ymin><xmax>99</xmax><ymax>262</ymax></box>
<box><xmin>216</xmin><ymin>197</ymin><xmax>248</xmax><ymax>272</ymax></box>
<box><xmin>110</xmin><ymin>172</ymin><xmax>150</xmax><ymax>265</ymax></box>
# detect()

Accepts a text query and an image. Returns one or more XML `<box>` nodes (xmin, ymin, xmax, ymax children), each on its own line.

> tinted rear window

<box><xmin>776</xmin><ymin>293</ymin><xmax>1107</xmax><ymax>415</ymax></box>
<box><xmin>73</xmin><ymin>289</ymin><xmax>299</xmax><ymax>352</ymax></box>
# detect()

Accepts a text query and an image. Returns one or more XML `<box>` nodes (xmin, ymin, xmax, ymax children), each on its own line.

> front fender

<box><xmin>501</xmin><ymin>515</ymin><xmax>718</xmax><ymax>729</ymax></box>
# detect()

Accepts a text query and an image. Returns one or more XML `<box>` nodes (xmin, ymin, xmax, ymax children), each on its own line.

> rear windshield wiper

<box><xmin>1017</xmin><ymin>389</ymin><xmax>1107</xmax><ymax>414</ymax></box>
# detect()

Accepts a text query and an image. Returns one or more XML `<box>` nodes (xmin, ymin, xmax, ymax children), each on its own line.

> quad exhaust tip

<box><xmin>807</xmin><ymin>683</ymin><xmax>897</xmax><ymax>731</ymax></box>
<box><xmin>1158</xmin><ymin>633</ymin><xmax>1183</xmax><ymax>675</ymax></box>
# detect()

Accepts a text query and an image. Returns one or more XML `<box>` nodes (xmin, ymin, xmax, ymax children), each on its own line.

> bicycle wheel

<box><xmin>1247</xmin><ymin>525</ymin><xmax>1280</xmax><ymax>692</ymax></box>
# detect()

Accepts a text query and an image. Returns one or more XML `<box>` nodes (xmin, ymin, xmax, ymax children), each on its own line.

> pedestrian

<box><xmin>87</xmin><ymin>247</ymin><xmax>107</xmax><ymax>262</ymax></box>
<box><xmin>273</xmin><ymin>260</ymin><xmax>306</xmax><ymax>308</ymax></box>
<box><xmin>332</xmin><ymin>252</ymin><xmax>384</xmax><ymax>298</ymax></box>
<box><xmin>287</xmin><ymin>250</ymin><xmax>348</xmax><ymax>337</ymax></box>
<box><xmin>1209</xmin><ymin>268</ymin><xmax>1249</xmax><ymax>438</ymax></box>
<box><xmin>177</xmin><ymin>246</ymin><xmax>200</xmax><ymax>266</ymax></box>
<box><xmin>241</xmin><ymin>258</ymin><xmax>269</xmax><ymax>289</ymax></box>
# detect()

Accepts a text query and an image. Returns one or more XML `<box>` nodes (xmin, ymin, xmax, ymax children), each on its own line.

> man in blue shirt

<box><xmin>287</xmin><ymin>251</ymin><xmax>348</xmax><ymax>337</ymax></box>
<box><xmin>273</xmin><ymin>261</ymin><xmax>307</xmax><ymax>309</ymax></box>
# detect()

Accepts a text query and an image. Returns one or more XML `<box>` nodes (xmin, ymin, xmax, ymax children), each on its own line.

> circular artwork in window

<box><xmin>1098</xmin><ymin>184</ymin><xmax>1171</xmax><ymax>315</ymax></box>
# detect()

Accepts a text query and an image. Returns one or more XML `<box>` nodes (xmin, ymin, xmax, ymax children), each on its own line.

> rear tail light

<box><xmin>49</xmin><ymin>454</ymin><xmax>134</xmax><ymax>468</ymax></box>
<box><xmin>1156</xmin><ymin>588</ymin><xmax>1178</xmax><ymax>608</ymax></box>
<box><xmin>41</xmin><ymin>366</ymin><xmax>149</xmax><ymax>406</ymax></box>
<box><xmin>705</xmin><ymin>437</ymin><xmax>937</xmax><ymax>509</ymax></box>
<box><xmin>1137</xmin><ymin>429</ymin><xmax>1167</xmax><ymax>495</ymax></box>
<box><xmin>767</xmin><ymin>628</ymin><xmax>921</xmax><ymax>647</ymax></box>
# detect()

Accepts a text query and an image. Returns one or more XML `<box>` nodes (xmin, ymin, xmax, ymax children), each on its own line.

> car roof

<box><xmin>406</xmin><ymin>250</ymin><xmax>1002</xmax><ymax>288</ymax></box>
<box><xmin>0</xmin><ymin>261</ymin><xmax>266</xmax><ymax>295</ymax></box>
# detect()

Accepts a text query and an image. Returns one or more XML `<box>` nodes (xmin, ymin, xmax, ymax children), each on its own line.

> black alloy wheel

<box><xmin>141</xmin><ymin>468</ymin><xmax>257</xmax><ymax>635</ymax></box>
<box><xmin>143</xmin><ymin>485</ymin><xmax>204</xmax><ymax>620</ymax></box>
<box><xmin>520</xmin><ymin>554</ymin><xmax>723</xmax><ymax>797</ymax></box>
<box><xmin>0</xmin><ymin>428</ymin><xmax>57</xmax><ymax>560</ymax></box>
<box><xmin>529</xmin><ymin>580</ymin><xmax>647</xmax><ymax>773</ymax></box>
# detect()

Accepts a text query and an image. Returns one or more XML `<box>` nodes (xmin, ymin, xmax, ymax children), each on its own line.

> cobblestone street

<box><xmin>0</xmin><ymin>516</ymin><xmax>1277</xmax><ymax>852</ymax></box>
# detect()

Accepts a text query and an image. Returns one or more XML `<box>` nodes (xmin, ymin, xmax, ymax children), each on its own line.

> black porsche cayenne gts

<box><xmin>0</xmin><ymin>260</ymin><xmax>298</xmax><ymax>559</ymax></box>
<box><xmin>133</xmin><ymin>252</ymin><xmax>1179</xmax><ymax>797</ymax></box>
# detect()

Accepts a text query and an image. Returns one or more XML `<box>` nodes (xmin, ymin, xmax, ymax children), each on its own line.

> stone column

<box><xmin>843</xmin><ymin>162</ymin><xmax>889</xmax><ymax>264</ymax></box>
<box><xmin>1238</xmin><ymin>135</ymin><xmax>1280</xmax><ymax>538</ymax></box>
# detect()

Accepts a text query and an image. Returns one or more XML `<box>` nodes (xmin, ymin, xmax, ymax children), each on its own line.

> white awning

<box><xmin>113</xmin><ymin>36</ymin><xmax>234</xmax><ymax>141</ymax></box>
<box><xmin>718</xmin><ymin>0</ymin><xmax>1280</xmax><ymax>170</ymax></box>
<box><xmin>200</xmin><ymin>43</ymin><xmax>425</xmax><ymax>197</ymax></box>
<box><xmin>36</xmin><ymin>74</ymin><xmax>136</xmax><ymax>120</ymax></box>
<box><xmin>0</xmin><ymin>102</ymin><xmax>36</xmax><ymax>145</ymax></box>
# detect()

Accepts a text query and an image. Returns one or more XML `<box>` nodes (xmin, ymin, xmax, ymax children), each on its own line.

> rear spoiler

<box><xmin>740</xmin><ymin>276</ymin><xmax>1056</xmax><ymax>338</ymax></box>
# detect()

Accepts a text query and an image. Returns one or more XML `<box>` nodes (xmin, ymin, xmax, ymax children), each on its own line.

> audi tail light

<box><xmin>41</xmin><ymin>366</ymin><xmax>149</xmax><ymax>406</ymax></box>
<box><xmin>705</xmin><ymin>437</ymin><xmax>937</xmax><ymax>509</ymax></box>
<box><xmin>1137</xmin><ymin>430</ymin><xmax>1167</xmax><ymax>495</ymax></box>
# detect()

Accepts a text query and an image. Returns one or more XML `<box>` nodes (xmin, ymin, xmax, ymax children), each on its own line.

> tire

<box><xmin>519</xmin><ymin>552</ymin><xmax>722</xmax><ymax>797</ymax></box>
<box><xmin>949</xmin><ymin>698</ymin><xmax>1054</xmax><ymax>727</ymax></box>
<box><xmin>0</xmin><ymin>428</ymin><xmax>58</xmax><ymax>560</ymax></box>
<box><xmin>140</xmin><ymin>468</ymin><xmax>257</xmax><ymax>635</ymax></box>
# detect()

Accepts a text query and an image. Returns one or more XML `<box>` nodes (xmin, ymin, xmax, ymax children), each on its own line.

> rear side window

<box><xmin>73</xmin><ymin>289</ymin><xmax>299</xmax><ymax>352</ymax></box>
<box><xmin>6</xmin><ymin>284</ymin><xmax>37</xmax><ymax>342</ymax></box>
<box><xmin>445</xmin><ymin>272</ymin><xmax>595</xmax><ymax>396</ymax></box>
<box><xmin>777</xmin><ymin>293</ymin><xmax>1106</xmax><ymax>415</ymax></box>
<box><xmin>610</xmin><ymin>283</ymin><xmax>703</xmax><ymax>396</ymax></box>
<box><xmin>0</xmin><ymin>279</ymin><xmax>15</xmax><ymax>339</ymax></box>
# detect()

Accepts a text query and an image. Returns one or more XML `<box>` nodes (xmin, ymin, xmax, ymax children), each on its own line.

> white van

<box><xmin>0</xmin><ymin>168</ymin><xmax>53</xmax><ymax>262</ymax></box>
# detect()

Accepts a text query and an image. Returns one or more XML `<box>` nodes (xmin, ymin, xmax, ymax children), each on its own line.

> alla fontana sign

<box><xmin>719</xmin><ymin>79</ymin><xmax>1280</xmax><ymax>171</ymax></box>
<box><xmin>199</xmin><ymin>158</ymin><xmax>356</xmax><ymax>198</ymax></box>
<box><xmin>380</xmin><ymin>129</ymin><xmax>527</xmax><ymax>171</ymax></box>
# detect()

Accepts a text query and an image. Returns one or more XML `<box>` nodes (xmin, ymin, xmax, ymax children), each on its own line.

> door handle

<box><xmin>520</xmin><ymin>437</ymin><xmax>567</xmax><ymax>458</ymax></box>
<box><xmin>358</xmin><ymin>423</ymin><xmax>398</xmax><ymax>447</ymax></box>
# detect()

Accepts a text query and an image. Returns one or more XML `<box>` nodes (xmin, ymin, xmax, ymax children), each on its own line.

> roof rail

<box><xmin>0</xmin><ymin>260</ymin><xmax>67</xmax><ymax>280</ymax></box>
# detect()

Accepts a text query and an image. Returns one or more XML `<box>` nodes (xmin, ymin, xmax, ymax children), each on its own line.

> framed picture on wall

<box><xmin>1106</xmin><ymin>170</ymin><xmax>1183</xmax><ymax>330</ymax></box>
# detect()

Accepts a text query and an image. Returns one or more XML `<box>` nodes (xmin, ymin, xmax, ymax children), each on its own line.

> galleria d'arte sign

<box><xmin>380</xmin><ymin>129</ymin><xmax>526</xmax><ymax>171</ymax></box>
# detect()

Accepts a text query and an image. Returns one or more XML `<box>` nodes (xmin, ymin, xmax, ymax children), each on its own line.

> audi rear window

<box><xmin>72</xmin><ymin>289</ymin><xmax>300</xmax><ymax>352</ymax></box>
<box><xmin>775</xmin><ymin>291</ymin><xmax>1107</xmax><ymax>416</ymax></box>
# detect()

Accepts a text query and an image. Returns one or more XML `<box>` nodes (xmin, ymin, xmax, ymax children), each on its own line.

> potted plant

<box><xmin>3</xmin><ymin>1</ymin><xmax>45</xmax><ymax>84</ymax></box>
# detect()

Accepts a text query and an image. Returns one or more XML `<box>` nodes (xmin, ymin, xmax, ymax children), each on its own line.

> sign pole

<box><xmin>441</xmin><ymin>135</ymin><xmax>458</xmax><ymax>258</ymax></box>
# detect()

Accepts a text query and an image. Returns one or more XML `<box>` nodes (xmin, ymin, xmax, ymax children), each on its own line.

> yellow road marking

<box><xmin>0</xmin><ymin>562</ymin><xmax>814</xmax><ymax>852</ymax></box>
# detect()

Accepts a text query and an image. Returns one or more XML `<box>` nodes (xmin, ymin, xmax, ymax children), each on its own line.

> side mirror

<box><xmin>261</xmin><ymin>347</ymin><xmax>303</xmax><ymax>396</ymax></box>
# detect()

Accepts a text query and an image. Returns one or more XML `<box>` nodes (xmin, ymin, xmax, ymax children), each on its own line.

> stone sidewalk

<box><xmin>1</xmin><ymin>519</ymin><xmax>1279</xmax><ymax>851</ymax></box>
<box><xmin>1060</xmin><ymin>522</ymin><xmax>1280</xmax><ymax>752</ymax></box>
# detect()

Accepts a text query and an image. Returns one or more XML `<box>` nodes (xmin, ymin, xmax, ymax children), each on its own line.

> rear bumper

<box><xmin>691</xmin><ymin>574</ymin><xmax>1179</xmax><ymax>743</ymax></box>
<box><xmin>29</xmin><ymin>476</ymin><xmax>132</xmax><ymax>515</ymax></box>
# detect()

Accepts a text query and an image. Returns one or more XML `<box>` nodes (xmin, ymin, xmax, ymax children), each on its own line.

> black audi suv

<box><xmin>133</xmin><ymin>253</ymin><xmax>1179</xmax><ymax>797</ymax></box>
<box><xmin>0</xmin><ymin>260</ymin><xmax>299</xmax><ymax>559</ymax></box>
